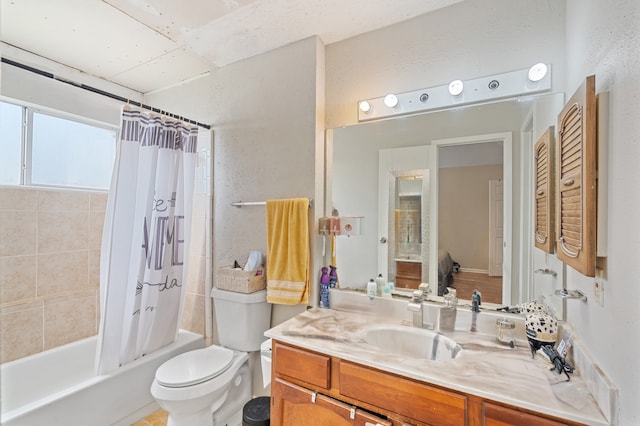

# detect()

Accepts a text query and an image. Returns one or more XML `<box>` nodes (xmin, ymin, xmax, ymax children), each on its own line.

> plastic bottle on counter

<box><xmin>375</xmin><ymin>274</ymin><xmax>385</xmax><ymax>297</ymax></box>
<box><xmin>329</xmin><ymin>265</ymin><xmax>338</xmax><ymax>288</ymax></box>
<box><xmin>367</xmin><ymin>279</ymin><xmax>377</xmax><ymax>300</ymax></box>
<box><xmin>320</xmin><ymin>267</ymin><xmax>330</xmax><ymax>308</ymax></box>
<box><xmin>382</xmin><ymin>282</ymin><xmax>393</xmax><ymax>298</ymax></box>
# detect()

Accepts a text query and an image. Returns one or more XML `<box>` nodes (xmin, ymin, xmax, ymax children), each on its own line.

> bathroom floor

<box><xmin>132</xmin><ymin>409</ymin><xmax>168</xmax><ymax>426</ymax></box>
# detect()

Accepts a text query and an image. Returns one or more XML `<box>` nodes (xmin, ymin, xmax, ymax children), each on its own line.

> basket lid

<box><xmin>212</xmin><ymin>287</ymin><xmax>267</xmax><ymax>303</ymax></box>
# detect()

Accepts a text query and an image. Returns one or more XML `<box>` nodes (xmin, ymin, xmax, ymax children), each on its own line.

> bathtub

<box><xmin>1</xmin><ymin>330</ymin><xmax>205</xmax><ymax>426</ymax></box>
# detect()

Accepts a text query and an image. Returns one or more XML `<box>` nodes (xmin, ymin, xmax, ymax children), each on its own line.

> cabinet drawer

<box><xmin>274</xmin><ymin>342</ymin><xmax>331</xmax><ymax>389</ymax></box>
<box><xmin>396</xmin><ymin>261</ymin><xmax>421</xmax><ymax>278</ymax></box>
<box><xmin>483</xmin><ymin>401</ymin><xmax>573</xmax><ymax>426</ymax></box>
<box><xmin>273</xmin><ymin>378</ymin><xmax>391</xmax><ymax>426</ymax></box>
<box><xmin>340</xmin><ymin>361</ymin><xmax>466</xmax><ymax>426</ymax></box>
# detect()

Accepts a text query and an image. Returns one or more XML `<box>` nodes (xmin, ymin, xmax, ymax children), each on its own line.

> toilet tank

<box><xmin>211</xmin><ymin>288</ymin><xmax>272</xmax><ymax>352</ymax></box>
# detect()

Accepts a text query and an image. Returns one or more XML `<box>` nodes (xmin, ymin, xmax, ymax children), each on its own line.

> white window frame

<box><xmin>1</xmin><ymin>98</ymin><xmax>118</xmax><ymax>190</ymax></box>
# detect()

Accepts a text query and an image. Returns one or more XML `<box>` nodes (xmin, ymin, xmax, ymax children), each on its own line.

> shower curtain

<box><xmin>96</xmin><ymin>108</ymin><xmax>198</xmax><ymax>374</ymax></box>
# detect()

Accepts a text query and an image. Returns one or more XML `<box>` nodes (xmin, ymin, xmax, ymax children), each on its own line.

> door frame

<box><xmin>429</xmin><ymin>132</ymin><xmax>512</xmax><ymax>304</ymax></box>
<box><xmin>488</xmin><ymin>179</ymin><xmax>504</xmax><ymax>277</ymax></box>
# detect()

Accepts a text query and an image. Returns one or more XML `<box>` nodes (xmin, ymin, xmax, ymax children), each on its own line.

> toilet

<box><xmin>151</xmin><ymin>288</ymin><xmax>272</xmax><ymax>426</ymax></box>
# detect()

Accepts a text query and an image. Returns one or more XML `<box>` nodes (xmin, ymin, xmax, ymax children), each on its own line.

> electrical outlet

<box><xmin>593</xmin><ymin>275</ymin><xmax>604</xmax><ymax>306</ymax></box>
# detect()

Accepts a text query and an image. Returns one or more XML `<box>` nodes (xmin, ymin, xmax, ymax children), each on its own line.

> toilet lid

<box><xmin>155</xmin><ymin>346</ymin><xmax>234</xmax><ymax>388</ymax></box>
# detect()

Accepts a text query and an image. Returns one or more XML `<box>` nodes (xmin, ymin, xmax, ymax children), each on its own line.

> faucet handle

<box><xmin>418</xmin><ymin>282</ymin><xmax>431</xmax><ymax>296</ymax></box>
<box><xmin>412</xmin><ymin>290</ymin><xmax>424</xmax><ymax>302</ymax></box>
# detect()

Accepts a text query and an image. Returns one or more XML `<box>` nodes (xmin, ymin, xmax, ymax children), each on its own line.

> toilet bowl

<box><xmin>151</xmin><ymin>346</ymin><xmax>250</xmax><ymax>426</ymax></box>
<box><xmin>151</xmin><ymin>288</ymin><xmax>272</xmax><ymax>426</ymax></box>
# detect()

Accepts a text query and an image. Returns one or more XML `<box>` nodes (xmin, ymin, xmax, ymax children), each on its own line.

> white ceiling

<box><xmin>1</xmin><ymin>0</ymin><xmax>461</xmax><ymax>94</ymax></box>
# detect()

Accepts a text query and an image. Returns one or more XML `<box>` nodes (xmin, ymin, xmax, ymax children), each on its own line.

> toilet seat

<box><xmin>155</xmin><ymin>346</ymin><xmax>234</xmax><ymax>388</ymax></box>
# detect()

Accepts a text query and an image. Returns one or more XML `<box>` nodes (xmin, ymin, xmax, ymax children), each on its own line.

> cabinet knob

<box><xmin>380</xmin><ymin>237</ymin><xmax>387</xmax><ymax>244</ymax></box>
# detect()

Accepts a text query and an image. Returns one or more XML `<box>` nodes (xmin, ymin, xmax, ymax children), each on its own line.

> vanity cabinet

<box><xmin>395</xmin><ymin>260</ymin><xmax>421</xmax><ymax>289</ymax></box>
<box><xmin>271</xmin><ymin>340</ymin><xmax>584</xmax><ymax>426</ymax></box>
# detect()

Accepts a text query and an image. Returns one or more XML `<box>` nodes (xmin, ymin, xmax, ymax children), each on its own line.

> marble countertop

<box><xmin>265</xmin><ymin>307</ymin><xmax>608</xmax><ymax>426</ymax></box>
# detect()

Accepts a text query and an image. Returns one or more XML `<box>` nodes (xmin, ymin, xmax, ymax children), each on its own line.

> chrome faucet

<box><xmin>407</xmin><ymin>290</ymin><xmax>426</xmax><ymax>328</ymax></box>
<box><xmin>406</xmin><ymin>284</ymin><xmax>460</xmax><ymax>332</ymax></box>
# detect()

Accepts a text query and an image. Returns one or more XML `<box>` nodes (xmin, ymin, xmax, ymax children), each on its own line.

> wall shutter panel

<box><xmin>555</xmin><ymin>75</ymin><xmax>597</xmax><ymax>277</ymax></box>
<box><xmin>534</xmin><ymin>127</ymin><xmax>554</xmax><ymax>254</ymax></box>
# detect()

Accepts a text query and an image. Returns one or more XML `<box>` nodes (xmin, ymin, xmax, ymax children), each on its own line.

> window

<box><xmin>0</xmin><ymin>100</ymin><xmax>117</xmax><ymax>190</ymax></box>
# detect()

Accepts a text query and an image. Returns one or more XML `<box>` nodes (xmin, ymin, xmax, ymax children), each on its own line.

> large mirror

<box><xmin>326</xmin><ymin>92</ymin><xmax>566</xmax><ymax>314</ymax></box>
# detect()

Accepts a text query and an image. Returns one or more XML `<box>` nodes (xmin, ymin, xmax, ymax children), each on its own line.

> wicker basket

<box><xmin>216</xmin><ymin>267</ymin><xmax>266</xmax><ymax>293</ymax></box>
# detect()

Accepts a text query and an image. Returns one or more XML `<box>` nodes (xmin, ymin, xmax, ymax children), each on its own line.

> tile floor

<box><xmin>132</xmin><ymin>408</ymin><xmax>168</xmax><ymax>426</ymax></box>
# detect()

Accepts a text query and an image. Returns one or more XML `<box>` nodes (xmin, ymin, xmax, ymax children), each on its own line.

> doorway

<box><xmin>429</xmin><ymin>133</ymin><xmax>512</xmax><ymax>304</ymax></box>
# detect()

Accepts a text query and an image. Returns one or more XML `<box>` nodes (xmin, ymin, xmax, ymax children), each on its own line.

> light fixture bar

<box><xmin>357</xmin><ymin>64</ymin><xmax>551</xmax><ymax>122</ymax></box>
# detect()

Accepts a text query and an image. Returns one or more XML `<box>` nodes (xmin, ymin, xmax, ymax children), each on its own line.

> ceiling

<box><xmin>1</xmin><ymin>0</ymin><xmax>461</xmax><ymax>94</ymax></box>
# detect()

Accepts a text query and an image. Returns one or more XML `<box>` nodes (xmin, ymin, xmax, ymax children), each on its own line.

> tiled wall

<box><xmin>0</xmin><ymin>186</ymin><xmax>209</xmax><ymax>364</ymax></box>
<box><xmin>0</xmin><ymin>187</ymin><xmax>105</xmax><ymax>363</ymax></box>
<box><xmin>180</xmin><ymin>192</ymin><xmax>208</xmax><ymax>336</ymax></box>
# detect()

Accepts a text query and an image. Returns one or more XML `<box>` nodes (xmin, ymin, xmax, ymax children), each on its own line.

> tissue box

<box><xmin>216</xmin><ymin>267</ymin><xmax>265</xmax><ymax>293</ymax></box>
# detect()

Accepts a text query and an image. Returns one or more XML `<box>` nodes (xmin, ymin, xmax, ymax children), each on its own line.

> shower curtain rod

<box><xmin>232</xmin><ymin>199</ymin><xmax>314</xmax><ymax>208</ymax></box>
<box><xmin>1</xmin><ymin>57</ymin><xmax>211</xmax><ymax>130</ymax></box>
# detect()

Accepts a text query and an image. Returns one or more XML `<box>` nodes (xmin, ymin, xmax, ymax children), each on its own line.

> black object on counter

<box><xmin>541</xmin><ymin>344</ymin><xmax>574</xmax><ymax>381</ymax></box>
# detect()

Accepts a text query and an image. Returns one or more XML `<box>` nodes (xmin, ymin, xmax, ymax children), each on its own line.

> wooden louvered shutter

<box><xmin>555</xmin><ymin>75</ymin><xmax>597</xmax><ymax>277</ymax></box>
<box><xmin>534</xmin><ymin>127</ymin><xmax>554</xmax><ymax>254</ymax></box>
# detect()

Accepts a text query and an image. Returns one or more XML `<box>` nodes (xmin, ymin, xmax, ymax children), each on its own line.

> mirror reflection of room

<box><xmin>437</xmin><ymin>142</ymin><xmax>503</xmax><ymax>303</ymax></box>
<box><xmin>390</xmin><ymin>172</ymin><xmax>428</xmax><ymax>290</ymax></box>
<box><xmin>329</xmin><ymin>92</ymin><xmax>568</xmax><ymax>311</ymax></box>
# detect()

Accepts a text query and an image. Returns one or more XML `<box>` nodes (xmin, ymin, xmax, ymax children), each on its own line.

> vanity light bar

<box><xmin>357</xmin><ymin>64</ymin><xmax>552</xmax><ymax>122</ymax></box>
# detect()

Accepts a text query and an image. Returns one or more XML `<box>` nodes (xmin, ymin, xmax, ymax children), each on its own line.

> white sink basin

<box><xmin>365</xmin><ymin>325</ymin><xmax>462</xmax><ymax>361</ymax></box>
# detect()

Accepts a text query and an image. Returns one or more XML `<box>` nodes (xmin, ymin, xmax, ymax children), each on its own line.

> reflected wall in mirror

<box><xmin>327</xmin><ymin>92</ymin><xmax>566</xmax><ymax>314</ymax></box>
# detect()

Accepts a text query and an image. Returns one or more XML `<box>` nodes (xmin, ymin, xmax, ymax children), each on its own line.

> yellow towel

<box><xmin>265</xmin><ymin>198</ymin><xmax>310</xmax><ymax>304</ymax></box>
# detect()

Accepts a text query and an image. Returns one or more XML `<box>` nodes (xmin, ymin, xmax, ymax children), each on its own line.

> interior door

<box><xmin>489</xmin><ymin>179</ymin><xmax>504</xmax><ymax>276</ymax></box>
<box><xmin>378</xmin><ymin>146</ymin><xmax>430</xmax><ymax>284</ymax></box>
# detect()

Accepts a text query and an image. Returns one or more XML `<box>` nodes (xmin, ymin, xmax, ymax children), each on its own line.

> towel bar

<box><xmin>231</xmin><ymin>199</ymin><xmax>313</xmax><ymax>208</ymax></box>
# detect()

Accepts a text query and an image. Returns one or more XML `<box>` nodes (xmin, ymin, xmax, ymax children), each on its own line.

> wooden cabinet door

<box><xmin>534</xmin><ymin>127</ymin><xmax>555</xmax><ymax>254</ymax></box>
<box><xmin>272</xmin><ymin>378</ymin><xmax>390</xmax><ymax>426</ymax></box>
<box><xmin>555</xmin><ymin>75</ymin><xmax>597</xmax><ymax>276</ymax></box>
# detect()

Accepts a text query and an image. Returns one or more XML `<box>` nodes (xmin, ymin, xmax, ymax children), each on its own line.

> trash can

<box><xmin>242</xmin><ymin>396</ymin><xmax>270</xmax><ymax>426</ymax></box>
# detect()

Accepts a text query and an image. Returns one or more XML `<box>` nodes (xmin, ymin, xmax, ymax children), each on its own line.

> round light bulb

<box><xmin>448</xmin><ymin>80</ymin><xmax>464</xmax><ymax>96</ymax></box>
<box><xmin>359</xmin><ymin>100</ymin><xmax>371</xmax><ymax>113</ymax></box>
<box><xmin>528</xmin><ymin>63</ymin><xmax>548</xmax><ymax>82</ymax></box>
<box><xmin>383</xmin><ymin>94</ymin><xmax>398</xmax><ymax>108</ymax></box>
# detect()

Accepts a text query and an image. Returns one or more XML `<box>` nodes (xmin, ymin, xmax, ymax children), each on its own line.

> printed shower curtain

<box><xmin>96</xmin><ymin>108</ymin><xmax>198</xmax><ymax>374</ymax></box>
